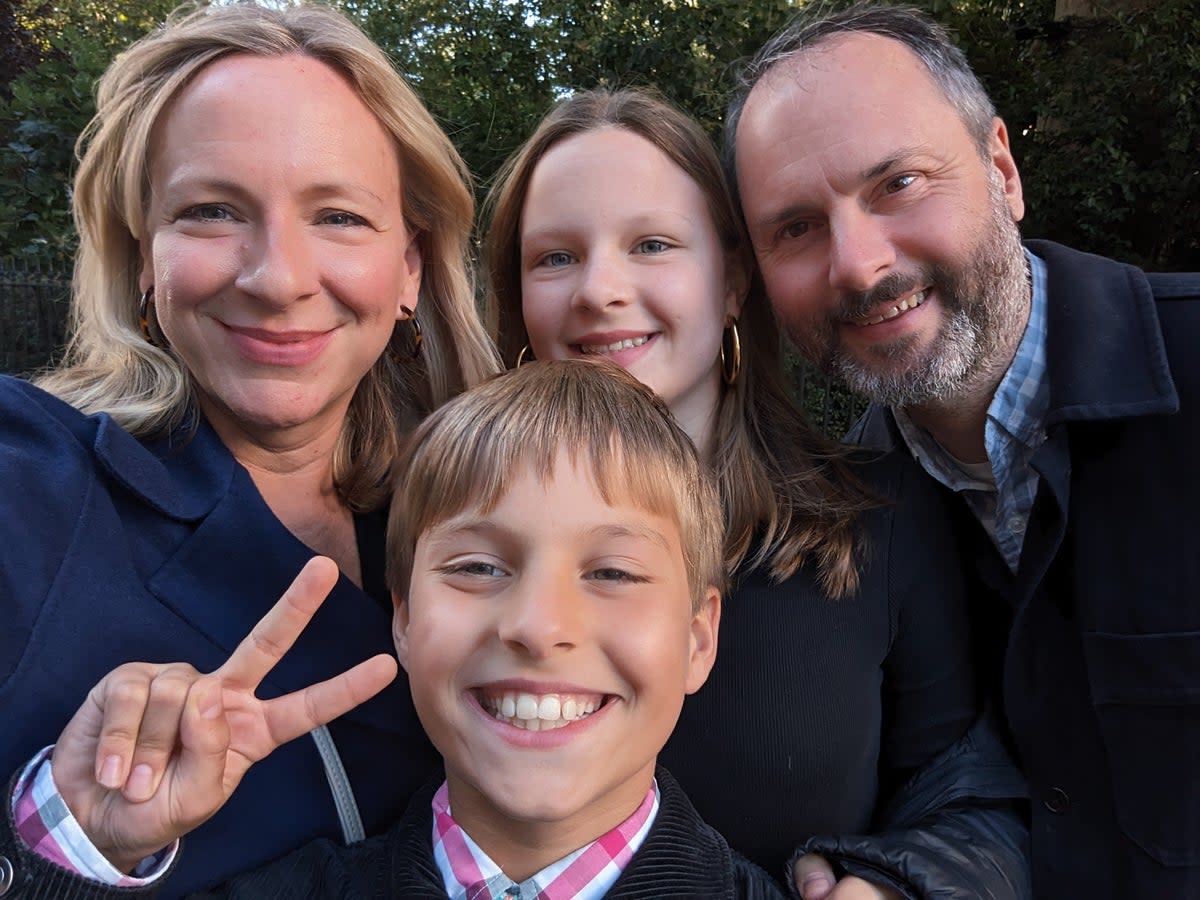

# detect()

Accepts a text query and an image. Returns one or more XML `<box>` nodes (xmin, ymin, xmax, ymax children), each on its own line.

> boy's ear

<box><xmin>391</xmin><ymin>592</ymin><xmax>411</xmax><ymax>672</ymax></box>
<box><xmin>684</xmin><ymin>587</ymin><xmax>721</xmax><ymax>695</ymax></box>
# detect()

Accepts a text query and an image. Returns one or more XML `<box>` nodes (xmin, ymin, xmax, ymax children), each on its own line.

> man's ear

<box><xmin>392</xmin><ymin>592</ymin><xmax>411</xmax><ymax>671</ymax></box>
<box><xmin>684</xmin><ymin>588</ymin><xmax>721</xmax><ymax>694</ymax></box>
<box><xmin>989</xmin><ymin>116</ymin><xmax>1025</xmax><ymax>223</ymax></box>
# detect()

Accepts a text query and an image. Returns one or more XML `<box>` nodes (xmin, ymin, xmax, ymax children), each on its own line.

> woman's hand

<box><xmin>50</xmin><ymin>557</ymin><xmax>398</xmax><ymax>873</ymax></box>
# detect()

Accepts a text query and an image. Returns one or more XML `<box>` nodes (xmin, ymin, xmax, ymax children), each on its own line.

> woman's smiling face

<box><xmin>139</xmin><ymin>52</ymin><xmax>422</xmax><ymax>445</ymax></box>
<box><xmin>518</xmin><ymin>127</ymin><xmax>740</xmax><ymax>448</ymax></box>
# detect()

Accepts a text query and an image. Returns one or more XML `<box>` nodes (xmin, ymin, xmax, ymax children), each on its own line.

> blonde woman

<box><xmin>0</xmin><ymin>3</ymin><xmax>496</xmax><ymax>895</ymax></box>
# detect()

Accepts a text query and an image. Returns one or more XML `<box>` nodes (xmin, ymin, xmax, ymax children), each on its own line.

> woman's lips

<box><xmin>223</xmin><ymin>323</ymin><xmax>336</xmax><ymax>366</ymax></box>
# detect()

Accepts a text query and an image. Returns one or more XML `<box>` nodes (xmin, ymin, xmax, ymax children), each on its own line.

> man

<box><xmin>729</xmin><ymin>4</ymin><xmax>1200</xmax><ymax>899</ymax></box>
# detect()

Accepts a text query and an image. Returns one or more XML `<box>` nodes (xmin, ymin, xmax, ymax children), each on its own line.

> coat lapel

<box><xmin>94</xmin><ymin>415</ymin><xmax>410</xmax><ymax>735</ymax></box>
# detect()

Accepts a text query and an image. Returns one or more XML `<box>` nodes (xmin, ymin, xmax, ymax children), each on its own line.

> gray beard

<box><xmin>797</xmin><ymin>180</ymin><xmax>1030</xmax><ymax>409</ymax></box>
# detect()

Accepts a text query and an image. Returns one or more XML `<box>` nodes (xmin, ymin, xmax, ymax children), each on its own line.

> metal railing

<box><xmin>0</xmin><ymin>259</ymin><xmax>71</xmax><ymax>376</ymax></box>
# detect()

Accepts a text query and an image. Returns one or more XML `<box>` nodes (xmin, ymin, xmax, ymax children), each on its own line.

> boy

<box><xmin>4</xmin><ymin>360</ymin><xmax>785</xmax><ymax>898</ymax></box>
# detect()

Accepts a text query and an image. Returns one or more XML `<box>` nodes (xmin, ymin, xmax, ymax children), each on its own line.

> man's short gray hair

<box><xmin>725</xmin><ymin>3</ymin><xmax>997</xmax><ymax>189</ymax></box>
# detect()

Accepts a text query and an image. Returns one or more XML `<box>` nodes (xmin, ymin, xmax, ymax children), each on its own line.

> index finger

<box><xmin>216</xmin><ymin>556</ymin><xmax>340</xmax><ymax>691</ymax></box>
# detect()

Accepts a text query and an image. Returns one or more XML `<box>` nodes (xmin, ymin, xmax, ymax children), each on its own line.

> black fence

<box><xmin>0</xmin><ymin>259</ymin><xmax>72</xmax><ymax>376</ymax></box>
<box><xmin>0</xmin><ymin>262</ymin><xmax>866</xmax><ymax>436</ymax></box>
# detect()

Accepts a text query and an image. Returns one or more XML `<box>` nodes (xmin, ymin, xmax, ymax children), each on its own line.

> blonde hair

<box><xmin>482</xmin><ymin>88</ymin><xmax>872</xmax><ymax>598</ymax></box>
<box><xmin>37</xmin><ymin>1</ymin><xmax>499</xmax><ymax>510</ymax></box>
<box><xmin>387</xmin><ymin>359</ymin><xmax>724</xmax><ymax>609</ymax></box>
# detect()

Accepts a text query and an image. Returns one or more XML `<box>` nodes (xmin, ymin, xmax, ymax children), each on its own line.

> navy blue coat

<box><xmin>852</xmin><ymin>240</ymin><xmax>1200</xmax><ymax>898</ymax></box>
<box><xmin>0</xmin><ymin>377</ymin><xmax>441</xmax><ymax>897</ymax></box>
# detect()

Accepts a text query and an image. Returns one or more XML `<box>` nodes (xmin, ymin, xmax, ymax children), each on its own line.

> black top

<box><xmin>660</xmin><ymin>448</ymin><xmax>979</xmax><ymax>882</ymax></box>
<box><xmin>191</xmin><ymin>768</ymin><xmax>785</xmax><ymax>900</ymax></box>
<box><xmin>854</xmin><ymin>240</ymin><xmax>1200</xmax><ymax>898</ymax></box>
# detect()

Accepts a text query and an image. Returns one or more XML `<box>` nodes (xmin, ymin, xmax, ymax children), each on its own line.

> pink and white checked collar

<box><xmin>430</xmin><ymin>779</ymin><xmax>659</xmax><ymax>900</ymax></box>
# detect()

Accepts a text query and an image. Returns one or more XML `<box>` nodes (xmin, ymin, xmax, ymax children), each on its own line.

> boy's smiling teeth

<box><xmin>577</xmin><ymin>335</ymin><xmax>651</xmax><ymax>355</ymax></box>
<box><xmin>479</xmin><ymin>690</ymin><xmax>606</xmax><ymax>731</ymax></box>
<box><xmin>852</xmin><ymin>290</ymin><xmax>927</xmax><ymax>326</ymax></box>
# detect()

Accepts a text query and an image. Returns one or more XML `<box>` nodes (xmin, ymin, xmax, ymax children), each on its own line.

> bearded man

<box><xmin>730</xmin><ymin>4</ymin><xmax>1200</xmax><ymax>900</ymax></box>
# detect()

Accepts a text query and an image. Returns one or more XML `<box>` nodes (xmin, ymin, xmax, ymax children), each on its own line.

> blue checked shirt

<box><xmin>894</xmin><ymin>250</ymin><xmax>1049</xmax><ymax>572</ymax></box>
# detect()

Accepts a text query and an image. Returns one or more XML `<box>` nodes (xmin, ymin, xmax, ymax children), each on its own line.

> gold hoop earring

<box><xmin>515</xmin><ymin>344</ymin><xmax>533</xmax><ymax>368</ymax></box>
<box><xmin>138</xmin><ymin>287</ymin><xmax>167</xmax><ymax>348</ymax></box>
<box><xmin>720</xmin><ymin>316</ymin><xmax>741</xmax><ymax>385</ymax></box>
<box><xmin>399</xmin><ymin>305</ymin><xmax>423</xmax><ymax>357</ymax></box>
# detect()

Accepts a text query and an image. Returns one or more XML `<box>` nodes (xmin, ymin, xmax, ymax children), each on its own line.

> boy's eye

<box><xmin>634</xmin><ymin>239</ymin><xmax>670</xmax><ymax>255</ymax></box>
<box><xmin>588</xmin><ymin>567</ymin><xmax>650</xmax><ymax>584</ymax></box>
<box><xmin>441</xmin><ymin>561</ymin><xmax>507</xmax><ymax>578</ymax></box>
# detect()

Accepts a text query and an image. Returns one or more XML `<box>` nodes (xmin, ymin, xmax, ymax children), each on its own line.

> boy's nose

<box><xmin>497</xmin><ymin>573</ymin><xmax>583</xmax><ymax>658</ymax></box>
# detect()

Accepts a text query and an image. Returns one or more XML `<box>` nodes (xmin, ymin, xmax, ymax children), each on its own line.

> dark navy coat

<box><xmin>0</xmin><ymin>377</ymin><xmax>440</xmax><ymax>897</ymax></box>
<box><xmin>852</xmin><ymin>240</ymin><xmax>1200</xmax><ymax>898</ymax></box>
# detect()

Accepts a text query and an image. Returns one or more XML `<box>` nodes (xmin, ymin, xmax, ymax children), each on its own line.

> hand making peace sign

<box><xmin>49</xmin><ymin>557</ymin><xmax>399</xmax><ymax>873</ymax></box>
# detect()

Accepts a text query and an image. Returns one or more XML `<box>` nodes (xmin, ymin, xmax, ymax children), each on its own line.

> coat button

<box><xmin>1044</xmin><ymin>787</ymin><xmax>1070</xmax><ymax>814</ymax></box>
<box><xmin>0</xmin><ymin>855</ymin><xmax>13</xmax><ymax>895</ymax></box>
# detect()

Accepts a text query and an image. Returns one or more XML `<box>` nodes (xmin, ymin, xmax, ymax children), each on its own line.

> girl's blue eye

<box><xmin>636</xmin><ymin>239</ymin><xmax>669</xmax><ymax>254</ymax></box>
<box><xmin>541</xmin><ymin>251</ymin><xmax>574</xmax><ymax>268</ymax></box>
<box><xmin>781</xmin><ymin>221</ymin><xmax>808</xmax><ymax>240</ymax></box>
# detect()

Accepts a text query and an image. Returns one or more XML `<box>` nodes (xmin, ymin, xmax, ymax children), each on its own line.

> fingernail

<box><xmin>800</xmin><ymin>873</ymin><xmax>832</xmax><ymax>900</ymax></box>
<box><xmin>126</xmin><ymin>763</ymin><xmax>155</xmax><ymax>801</ymax></box>
<box><xmin>98</xmin><ymin>755</ymin><xmax>122</xmax><ymax>789</ymax></box>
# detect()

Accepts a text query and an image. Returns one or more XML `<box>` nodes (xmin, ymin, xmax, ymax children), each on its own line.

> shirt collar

<box><xmin>987</xmin><ymin>250</ymin><xmax>1049</xmax><ymax>447</ymax></box>
<box><xmin>431</xmin><ymin>779</ymin><xmax>660</xmax><ymax>900</ymax></box>
<box><xmin>893</xmin><ymin>248</ymin><xmax>1048</xmax><ymax>491</ymax></box>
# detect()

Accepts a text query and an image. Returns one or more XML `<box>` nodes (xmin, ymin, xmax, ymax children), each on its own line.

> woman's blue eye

<box><xmin>183</xmin><ymin>204</ymin><xmax>232</xmax><ymax>221</ymax></box>
<box><xmin>322</xmin><ymin>211</ymin><xmax>368</xmax><ymax>227</ymax></box>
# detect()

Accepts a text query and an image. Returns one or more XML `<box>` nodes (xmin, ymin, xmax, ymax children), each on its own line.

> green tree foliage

<box><xmin>928</xmin><ymin>0</ymin><xmax>1199</xmax><ymax>269</ymax></box>
<box><xmin>348</xmin><ymin>0</ymin><xmax>560</xmax><ymax>188</ymax></box>
<box><xmin>0</xmin><ymin>0</ymin><xmax>1196</xmax><ymax>271</ymax></box>
<box><xmin>0</xmin><ymin>0</ymin><xmax>173</xmax><ymax>264</ymax></box>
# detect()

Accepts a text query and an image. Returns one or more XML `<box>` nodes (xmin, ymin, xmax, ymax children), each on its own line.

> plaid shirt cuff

<box><xmin>12</xmin><ymin>746</ymin><xmax>179</xmax><ymax>885</ymax></box>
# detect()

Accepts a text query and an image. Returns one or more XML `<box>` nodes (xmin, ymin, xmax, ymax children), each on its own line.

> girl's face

<box><xmin>518</xmin><ymin>127</ymin><xmax>741</xmax><ymax>449</ymax></box>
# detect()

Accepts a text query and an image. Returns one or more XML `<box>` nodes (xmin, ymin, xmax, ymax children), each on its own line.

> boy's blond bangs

<box><xmin>387</xmin><ymin>360</ymin><xmax>724</xmax><ymax>606</ymax></box>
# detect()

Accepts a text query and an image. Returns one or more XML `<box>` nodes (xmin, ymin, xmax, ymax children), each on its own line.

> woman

<box><xmin>0</xmin><ymin>3</ymin><xmax>497</xmax><ymax>896</ymax></box>
<box><xmin>483</xmin><ymin>88</ymin><xmax>1027</xmax><ymax>898</ymax></box>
